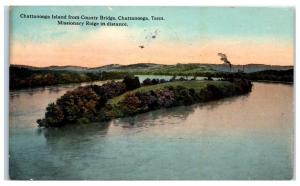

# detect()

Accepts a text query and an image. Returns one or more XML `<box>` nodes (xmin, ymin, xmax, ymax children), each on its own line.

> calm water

<box><xmin>9</xmin><ymin>81</ymin><xmax>294</xmax><ymax>180</ymax></box>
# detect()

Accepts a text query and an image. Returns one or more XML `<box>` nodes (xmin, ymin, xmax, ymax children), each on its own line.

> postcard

<box><xmin>8</xmin><ymin>6</ymin><xmax>294</xmax><ymax>180</ymax></box>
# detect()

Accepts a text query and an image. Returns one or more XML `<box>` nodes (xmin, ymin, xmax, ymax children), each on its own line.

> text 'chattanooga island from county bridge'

<box><xmin>19</xmin><ymin>14</ymin><xmax>164</xmax><ymax>21</ymax></box>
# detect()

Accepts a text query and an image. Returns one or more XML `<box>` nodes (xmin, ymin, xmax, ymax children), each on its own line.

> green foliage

<box><xmin>10</xmin><ymin>66</ymin><xmax>130</xmax><ymax>90</ymax></box>
<box><xmin>122</xmin><ymin>76</ymin><xmax>141</xmax><ymax>90</ymax></box>
<box><xmin>37</xmin><ymin>81</ymin><xmax>129</xmax><ymax>128</ymax></box>
<box><xmin>133</xmin><ymin>63</ymin><xmax>213</xmax><ymax>76</ymax></box>
<box><xmin>244</xmin><ymin>69</ymin><xmax>293</xmax><ymax>82</ymax></box>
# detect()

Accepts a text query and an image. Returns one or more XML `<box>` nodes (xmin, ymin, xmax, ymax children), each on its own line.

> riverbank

<box><xmin>37</xmin><ymin>78</ymin><xmax>252</xmax><ymax>128</ymax></box>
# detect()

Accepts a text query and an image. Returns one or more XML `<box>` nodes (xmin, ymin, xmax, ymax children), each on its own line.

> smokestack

<box><xmin>217</xmin><ymin>53</ymin><xmax>232</xmax><ymax>71</ymax></box>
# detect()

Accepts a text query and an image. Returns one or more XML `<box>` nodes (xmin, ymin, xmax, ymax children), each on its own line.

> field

<box><xmin>108</xmin><ymin>80</ymin><xmax>232</xmax><ymax>105</ymax></box>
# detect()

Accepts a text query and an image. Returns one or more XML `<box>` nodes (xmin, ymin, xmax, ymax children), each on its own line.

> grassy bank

<box><xmin>107</xmin><ymin>81</ymin><xmax>232</xmax><ymax>105</ymax></box>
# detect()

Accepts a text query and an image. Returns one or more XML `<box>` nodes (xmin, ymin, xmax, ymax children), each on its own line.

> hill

<box><xmin>11</xmin><ymin>63</ymin><xmax>293</xmax><ymax>74</ymax></box>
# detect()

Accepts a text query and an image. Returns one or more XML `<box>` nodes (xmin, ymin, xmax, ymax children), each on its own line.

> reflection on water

<box><xmin>9</xmin><ymin>82</ymin><xmax>293</xmax><ymax>180</ymax></box>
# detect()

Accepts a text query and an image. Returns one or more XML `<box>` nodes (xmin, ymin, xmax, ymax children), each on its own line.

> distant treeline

<box><xmin>134</xmin><ymin>69</ymin><xmax>294</xmax><ymax>83</ymax></box>
<box><xmin>243</xmin><ymin>69</ymin><xmax>293</xmax><ymax>82</ymax></box>
<box><xmin>217</xmin><ymin>69</ymin><xmax>293</xmax><ymax>83</ymax></box>
<box><xmin>10</xmin><ymin>66</ymin><xmax>131</xmax><ymax>90</ymax></box>
<box><xmin>10</xmin><ymin>65</ymin><xmax>293</xmax><ymax>90</ymax></box>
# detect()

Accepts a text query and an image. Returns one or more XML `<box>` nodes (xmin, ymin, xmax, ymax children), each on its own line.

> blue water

<box><xmin>9</xmin><ymin>82</ymin><xmax>294</xmax><ymax>180</ymax></box>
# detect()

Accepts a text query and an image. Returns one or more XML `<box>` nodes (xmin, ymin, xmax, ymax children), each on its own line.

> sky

<box><xmin>10</xmin><ymin>6</ymin><xmax>294</xmax><ymax>67</ymax></box>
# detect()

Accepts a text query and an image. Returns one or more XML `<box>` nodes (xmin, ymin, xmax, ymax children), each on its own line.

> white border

<box><xmin>1</xmin><ymin>0</ymin><xmax>298</xmax><ymax>185</ymax></box>
<box><xmin>0</xmin><ymin>0</ymin><xmax>298</xmax><ymax>6</ymax></box>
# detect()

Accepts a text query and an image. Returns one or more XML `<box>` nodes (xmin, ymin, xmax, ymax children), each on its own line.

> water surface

<box><xmin>9</xmin><ymin>81</ymin><xmax>294</xmax><ymax>180</ymax></box>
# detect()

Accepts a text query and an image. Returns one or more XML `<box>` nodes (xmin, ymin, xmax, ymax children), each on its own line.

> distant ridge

<box><xmin>11</xmin><ymin>63</ymin><xmax>293</xmax><ymax>73</ymax></box>
<box><xmin>11</xmin><ymin>64</ymin><xmax>89</xmax><ymax>71</ymax></box>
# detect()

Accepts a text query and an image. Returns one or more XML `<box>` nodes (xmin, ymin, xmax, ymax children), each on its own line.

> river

<box><xmin>9</xmin><ymin>79</ymin><xmax>294</xmax><ymax>180</ymax></box>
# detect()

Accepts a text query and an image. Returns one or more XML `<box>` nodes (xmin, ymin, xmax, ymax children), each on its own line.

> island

<box><xmin>37</xmin><ymin>76</ymin><xmax>252</xmax><ymax>128</ymax></box>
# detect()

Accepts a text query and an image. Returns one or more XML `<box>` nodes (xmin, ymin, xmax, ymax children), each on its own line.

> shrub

<box><xmin>37</xmin><ymin>103</ymin><xmax>64</xmax><ymax>127</ymax></box>
<box><xmin>142</xmin><ymin>78</ymin><xmax>167</xmax><ymax>86</ymax></box>
<box><xmin>136</xmin><ymin>91</ymin><xmax>158</xmax><ymax>110</ymax></box>
<box><xmin>159</xmin><ymin>79</ymin><xmax>167</xmax><ymax>83</ymax></box>
<box><xmin>206</xmin><ymin>84</ymin><xmax>224</xmax><ymax>99</ymax></box>
<box><xmin>142</xmin><ymin>78</ymin><xmax>153</xmax><ymax>85</ymax></box>
<box><xmin>123</xmin><ymin>76</ymin><xmax>141</xmax><ymax>90</ymax></box>
<box><xmin>151</xmin><ymin>79</ymin><xmax>159</xmax><ymax>85</ymax></box>
<box><xmin>155</xmin><ymin>89</ymin><xmax>175</xmax><ymax>107</ymax></box>
<box><xmin>120</xmin><ymin>93</ymin><xmax>142</xmax><ymax>115</ymax></box>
